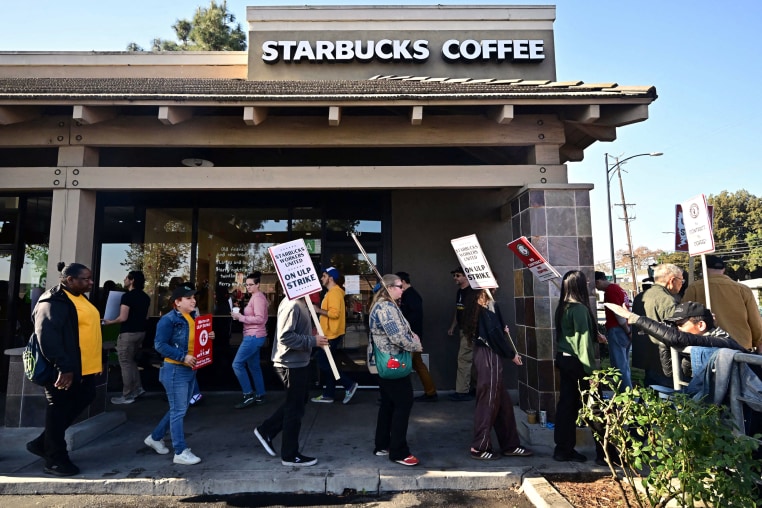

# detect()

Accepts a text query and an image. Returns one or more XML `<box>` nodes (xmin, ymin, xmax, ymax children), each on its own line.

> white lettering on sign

<box><xmin>262</xmin><ymin>39</ymin><xmax>430</xmax><ymax>63</ymax></box>
<box><xmin>262</xmin><ymin>38</ymin><xmax>544</xmax><ymax>64</ymax></box>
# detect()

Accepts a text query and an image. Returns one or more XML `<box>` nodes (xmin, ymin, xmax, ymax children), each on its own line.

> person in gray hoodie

<box><xmin>253</xmin><ymin>297</ymin><xmax>327</xmax><ymax>467</ymax></box>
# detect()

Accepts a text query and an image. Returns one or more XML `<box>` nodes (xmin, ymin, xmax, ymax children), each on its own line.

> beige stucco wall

<box><xmin>391</xmin><ymin>188</ymin><xmax>518</xmax><ymax>390</ymax></box>
<box><xmin>247</xmin><ymin>5</ymin><xmax>556</xmax><ymax>81</ymax></box>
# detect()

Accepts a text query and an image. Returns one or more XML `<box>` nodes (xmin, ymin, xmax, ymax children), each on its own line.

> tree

<box><xmin>708</xmin><ymin>190</ymin><xmax>762</xmax><ymax>279</ymax></box>
<box><xmin>127</xmin><ymin>1</ymin><xmax>246</xmax><ymax>52</ymax></box>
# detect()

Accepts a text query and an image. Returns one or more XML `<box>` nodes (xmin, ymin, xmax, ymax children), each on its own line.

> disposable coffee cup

<box><xmin>232</xmin><ymin>307</ymin><xmax>240</xmax><ymax>314</ymax></box>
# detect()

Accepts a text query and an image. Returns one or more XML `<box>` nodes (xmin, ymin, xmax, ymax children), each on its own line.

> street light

<box><xmin>605</xmin><ymin>152</ymin><xmax>663</xmax><ymax>285</ymax></box>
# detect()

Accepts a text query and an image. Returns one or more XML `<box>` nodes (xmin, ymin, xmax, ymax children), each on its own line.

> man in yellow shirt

<box><xmin>311</xmin><ymin>267</ymin><xmax>358</xmax><ymax>404</ymax></box>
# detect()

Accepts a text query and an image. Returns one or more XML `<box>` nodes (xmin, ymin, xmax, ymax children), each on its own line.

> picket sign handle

<box><xmin>304</xmin><ymin>295</ymin><xmax>340</xmax><ymax>380</ymax></box>
<box><xmin>701</xmin><ymin>253</ymin><xmax>712</xmax><ymax>311</ymax></box>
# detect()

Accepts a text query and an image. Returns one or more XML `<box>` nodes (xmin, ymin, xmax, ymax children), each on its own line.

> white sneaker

<box><xmin>144</xmin><ymin>435</ymin><xmax>169</xmax><ymax>455</ymax></box>
<box><xmin>173</xmin><ymin>448</ymin><xmax>201</xmax><ymax>465</ymax></box>
<box><xmin>111</xmin><ymin>395</ymin><xmax>135</xmax><ymax>405</ymax></box>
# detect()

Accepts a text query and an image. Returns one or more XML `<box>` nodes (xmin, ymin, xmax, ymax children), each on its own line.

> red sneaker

<box><xmin>394</xmin><ymin>454</ymin><xmax>419</xmax><ymax>466</ymax></box>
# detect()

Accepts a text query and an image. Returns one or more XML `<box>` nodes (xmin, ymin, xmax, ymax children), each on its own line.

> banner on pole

<box><xmin>679</xmin><ymin>195</ymin><xmax>715</xmax><ymax>256</ymax></box>
<box><xmin>675</xmin><ymin>204</ymin><xmax>714</xmax><ymax>253</ymax></box>
<box><xmin>507</xmin><ymin>236</ymin><xmax>561</xmax><ymax>282</ymax></box>
<box><xmin>193</xmin><ymin>314</ymin><xmax>213</xmax><ymax>370</ymax></box>
<box><xmin>268</xmin><ymin>238</ymin><xmax>323</xmax><ymax>300</ymax></box>
<box><xmin>450</xmin><ymin>234</ymin><xmax>499</xmax><ymax>289</ymax></box>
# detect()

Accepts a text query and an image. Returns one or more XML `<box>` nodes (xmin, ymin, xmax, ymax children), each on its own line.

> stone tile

<box><xmin>510</xmin><ymin>199</ymin><xmax>519</xmax><ymax>217</ymax></box>
<box><xmin>534</xmin><ymin>297</ymin><xmax>553</xmax><ymax>328</ymax></box>
<box><xmin>525</xmin><ymin>326</ymin><xmax>537</xmax><ymax>358</ymax></box>
<box><xmin>19</xmin><ymin>395</ymin><xmax>48</xmax><ymax>427</ymax></box>
<box><xmin>537</xmin><ymin>360</ymin><xmax>556</xmax><ymax>391</ymax></box>
<box><xmin>578</xmin><ymin>236</ymin><xmax>594</xmax><ymax>267</ymax></box>
<box><xmin>541</xmin><ymin>391</ymin><xmax>558</xmax><ymax>421</ymax></box>
<box><xmin>513</xmin><ymin>270</ymin><xmax>524</xmax><ymax>296</ymax></box>
<box><xmin>515</xmin><ymin>297</ymin><xmax>526</xmax><ymax>325</ymax></box>
<box><xmin>526</xmin><ymin>357</ymin><xmax>538</xmax><ymax>391</ymax></box>
<box><xmin>523</xmin><ymin>269</ymin><xmax>533</xmax><ymax>297</ymax></box>
<box><xmin>512</xmin><ymin>215</ymin><xmax>521</xmax><ymax>240</ymax></box>
<box><xmin>524</xmin><ymin>297</ymin><xmax>536</xmax><ymax>328</ymax></box>
<box><xmin>536</xmin><ymin>327</ymin><xmax>555</xmax><ymax>360</ymax></box>
<box><xmin>4</xmin><ymin>395</ymin><xmax>21</xmax><ymax>427</ymax></box>
<box><xmin>546</xmin><ymin>208</ymin><xmax>577</xmax><ymax>236</ymax></box>
<box><xmin>547</xmin><ymin>237</ymin><xmax>580</xmax><ymax>267</ymax></box>
<box><xmin>519</xmin><ymin>191</ymin><xmax>529</xmax><ymax>213</ymax></box>
<box><xmin>520</xmin><ymin>209</ymin><xmax>530</xmax><ymax>237</ymax></box>
<box><xmin>529</xmin><ymin>207</ymin><xmax>546</xmax><ymax>237</ymax></box>
<box><xmin>544</xmin><ymin>190</ymin><xmax>575</xmax><ymax>207</ymax></box>
<box><xmin>575</xmin><ymin>189</ymin><xmax>590</xmax><ymax>207</ymax></box>
<box><xmin>529</xmin><ymin>190</ymin><xmax>545</xmax><ymax>208</ymax></box>
<box><xmin>576</xmin><ymin>206</ymin><xmax>592</xmax><ymax>237</ymax></box>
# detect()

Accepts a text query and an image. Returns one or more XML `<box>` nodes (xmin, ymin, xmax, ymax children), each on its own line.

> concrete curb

<box><xmin>521</xmin><ymin>474</ymin><xmax>574</xmax><ymax>508</ymax></box>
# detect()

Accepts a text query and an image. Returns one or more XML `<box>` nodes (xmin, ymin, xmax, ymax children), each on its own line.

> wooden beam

<box><xmin>559</xmin><ymin>144</ymin><xmax>584</xmax><ymax>163</ymax></box>
<box><xmin>410</xmin><ymin>106</ymin><xmax>423</xmax><ymax>126</ymax></box>
<box><xmin>528</xmin><ymin>144</ymin><xmax>561</xmax><ymax>164</ymax></box>
<box><xmin>600</xmin><ymin>104</ymin><xmax>649</xmax><ymax>126</ymax></box>
<box><xmin>63</xmin><ymin>114</ymin><xmax>566</xmax><ymax>148</ymax></box>
<box><xmin>158</xmin><ymin>106</ymin><xmax>193</xmax><ymax>125</ymax></box>
<box><xmin>489</xmin><ymin>105</ymin><xmax>514</xmax><ymax>124</ymax></box>
<box><xmin>72</xmin><ymin>105</ymin><xmax>117</xmax><ymax>125</ymax></box>
<box><xmin>243</xmin><ymin>106</ymin><xmax>268</xmax><ymax>126</ymax></box>
<box><xmin>328</xmin><ymin>106</ymin><xmax>341</xmax><ymax>127</ymax></box>
<box><xmin>565</xmin><ymin>105</ymin><xmax>600</xmax><ymax>124</ymax></box>
<box><xmin>0</xmin><ymin>106</ymin><xmax>42</xmax><ymax>125</ymax></box>
<box><xmin>568</xmin><ymin>123</ymin><xmax>617</xmax><ymax>142</ymax></box>
<box><xmin>0</xmin><ymin>164</ymin><xmax>567</xmax><ymax>191</ymax></box>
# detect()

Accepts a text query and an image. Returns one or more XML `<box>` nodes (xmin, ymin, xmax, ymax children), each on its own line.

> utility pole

<box><xmin>613</xmin><ymin>156</ymin><xmax>639</xmax><ymax>293</ymax></box>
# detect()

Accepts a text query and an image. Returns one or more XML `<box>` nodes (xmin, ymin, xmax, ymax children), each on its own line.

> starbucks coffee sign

<box><xmin>261</xmin><ymin>38</ymin><xmax>545</xmax><ymax>64</ymax></box>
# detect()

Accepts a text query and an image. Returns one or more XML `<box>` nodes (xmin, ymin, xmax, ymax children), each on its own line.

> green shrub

<box><xmin>579</xmin><ymin>368</ymin><xmax>761</xmax><ymax>508</ymax></box>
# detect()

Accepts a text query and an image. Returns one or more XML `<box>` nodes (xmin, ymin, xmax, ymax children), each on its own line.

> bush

<box><xmin>579</xmin><ymin>368</ymin><xmax>761</xmax><ymax>508</ymax></box>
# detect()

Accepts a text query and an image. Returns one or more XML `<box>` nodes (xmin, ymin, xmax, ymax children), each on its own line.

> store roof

<box><xmin>0</xmin><ymin>76</ymin><xmax>656</xmax><ymax>103</ymax></box>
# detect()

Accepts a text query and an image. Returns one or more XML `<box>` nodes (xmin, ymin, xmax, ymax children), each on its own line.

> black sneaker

<box><xmin>448</xmin><ymin>392</ymin><xmax>474</xmax><ymax>402</ymax></box>
<box><xmin>553</xmin><ymin>450</ymin><xmax>587</xmax><ymax>463</ymax></box>
<box><xmin>282</xmin><ymin>454</ymin><xmax>318</xmax><ymax>467</ymax></box>
<box><xmin>235</xmin><ymin>393</ymin><xmax>256</xmax><ymax>409</ymax></box>
<box><xmin>44</xmin><ymin>460</ymin><xmax>80</xmax><ymax>477</ymax></box>
<box><xmin>254</xmin><ymin>427</ymin><xmax>277</xmax><ymax>457</ymax></box>
<box><xmin>254</xmin><ymin>395</ymin><xmax>266</xmax><ymax>405</ymax></box>
<box><xmin>414</xmin><ymin>393</ymin><xmax>438</xmax><ymax>402</ymax></box>
<box><xmin>26</xmin><ymin>439</ymin><xmax>46</xmax><ymax>459</ymax></box>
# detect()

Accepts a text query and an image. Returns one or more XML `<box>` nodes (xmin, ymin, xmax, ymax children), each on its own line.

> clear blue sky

<box><xmin>2</xmin><ymin>0</ymin><xmax>760</xmax><ymax>266</ymax></box>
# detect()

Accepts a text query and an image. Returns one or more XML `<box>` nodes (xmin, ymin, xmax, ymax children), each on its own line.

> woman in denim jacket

<box><xmin>144</xmin><ymin>285</ymin><xmax>213</xmax><ymax>465</ymax></box>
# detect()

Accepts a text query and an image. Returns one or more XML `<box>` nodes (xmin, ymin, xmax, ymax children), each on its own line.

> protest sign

<box><xmin>679</xmin><ymin>194</ymin><xmax>715</xmax><ymax>256</ymax></box>
<box><xmin>675</xmin><ymin>203</ymin><xmax>714</xmax><ymax>253</ymax></box>
<box><xmin>344</xmin><ymin>274</ymin><xmax>360</xmax><ymax>295</ymax></box>
<box><xmin>103</xmin><ymin>291</ymin><xmax>125</xmax><ymax>321</ymax></box>
<box><xmin>268</xmin><ymin>239</ymin><xmax>323</xmax><ymax>300</ymax></box>
<box><xmin>268</xmin><ymin>238</ymin><xmax>339</xmax><ymax>379</ymax></box>
<box><xmin>193</xmin><ymin>314</ymin><xmax>213</xmax><ymax>370</ymax></box>
<box><xmin>450</xmin><ymin>234</ymin><xmax>499</xmax><ymax>289</ymax></box>
<box><xmin>507</xmin><ymin>236</ymin><xmax>561</xmax><ymax>282</ymax></box>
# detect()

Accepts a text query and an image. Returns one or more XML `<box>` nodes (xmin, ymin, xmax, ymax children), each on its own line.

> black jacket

<box><xmin>633</xmin><ymin>316</ymin><xmax>746</xmax><ymax>352</ymax></box>
<box><xmin>33</xmin><ymin>284</ymin><xmax>83</xmax><ymax>379</ymax></box>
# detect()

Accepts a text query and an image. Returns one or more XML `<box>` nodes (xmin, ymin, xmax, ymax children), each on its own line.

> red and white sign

<box><xmin>679</xmin><ymin>194</ymin><xmax>715</xmax><ymax>256</ymax></box>
<box><xmin>193</xmin><ymin>314</ymin><xmax>213</xmax><ymax>370</ymax></box>
<box><xmin>675</xmin><ymin>204</ymin><xmax>714</xmax><ymax>252</ymax></box>
<box><xmin>507</xmin><ymin>236</ymin><xmax>560</xmax><ymax>282</ymax></box>
<box><xmin>269</xmin><ymin>238</ymin><xmax>323</xmax><ymax>300</ymax></box>
<box><xmin>450</xmin><ymin>234</ymin><xmax>499</xmax><ymax>289</ymax></box>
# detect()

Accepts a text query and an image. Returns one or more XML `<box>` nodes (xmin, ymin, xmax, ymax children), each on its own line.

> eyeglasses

<box><xmin>673</xmin><ymin>277</ymin><xmax>684</xmax><ymax>283</ymax></box>
<box><xmin>390</xmin><ymin>284</ymin><xmax>403</xmax><ymax>289</ymax></box>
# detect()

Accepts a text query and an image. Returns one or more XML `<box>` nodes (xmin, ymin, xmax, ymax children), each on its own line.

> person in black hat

<box><xmin>606</xmin><ymin>300</ymin><xmax>747</xmax><ymax>384</ymax></box>
<box><xmin>145</xmin><ymin>284</ymin><xmax>214</xmax><ymax>466</ymax></box>
<box><xmin>683</xmin><ymin>255</ymin><xmax>762</xmax><ymax>351</ymax></box>
<box><xmin>447</xmin><ymin>265</ymin><xmax>476</xmax><ymax>401</ymax></box>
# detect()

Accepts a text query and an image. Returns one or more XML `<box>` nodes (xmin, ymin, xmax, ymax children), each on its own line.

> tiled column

<box><xmin>509</xmin><ymin>184</ymin><xmax>594</xmax><ymax>421</ymax></box>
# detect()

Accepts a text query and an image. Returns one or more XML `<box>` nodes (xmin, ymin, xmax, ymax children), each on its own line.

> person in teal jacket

<box><xmin>553</xmin><ymin>270</ymin><xmax>608</xmax><ymax>465</ymax></box>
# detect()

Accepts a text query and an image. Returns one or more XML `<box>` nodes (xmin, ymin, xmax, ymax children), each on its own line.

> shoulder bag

<box><xmin>23</xmin><ymin>333</ymin><xmax>57</xmax><ymax>386</ymax></box>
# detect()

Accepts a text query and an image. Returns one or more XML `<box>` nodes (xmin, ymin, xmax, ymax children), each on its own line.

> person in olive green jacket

<box><xmin>553</xmin><ymin>270</ymin><xmax>609</xmax><ymax>465</ymax></box>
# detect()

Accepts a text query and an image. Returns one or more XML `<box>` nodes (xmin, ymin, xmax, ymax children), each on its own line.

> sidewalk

<box><xmin>0</xmin><ymin>389</ymin><xmax>602</xmax><ymax>496</ymax></box>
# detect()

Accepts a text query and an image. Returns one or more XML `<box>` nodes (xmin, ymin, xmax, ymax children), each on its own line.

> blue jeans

<box><xmin>232</xmin><ymin>335</ymin><xmax>267</xmax><ymax>396</ymax></box>
<box><xmin>606</xmin><ymin>327</ymin><xmax>632</xmax><ymax>390</ymax></box>
<box><xmin>316</xmin><ymin>336</ymin><xmax>354</xmax><ymax>398</ymax></box>
<box><xmin>152</xmin><ymin>362</ymin><xmax>195</xmax><ymax>455</ymax></box>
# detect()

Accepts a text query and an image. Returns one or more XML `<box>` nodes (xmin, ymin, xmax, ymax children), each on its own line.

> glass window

<box><xmin>196</xmin><ymin>208</ymin><xmax>288</xmax><ymax>315</ymax></box>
